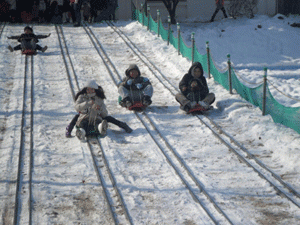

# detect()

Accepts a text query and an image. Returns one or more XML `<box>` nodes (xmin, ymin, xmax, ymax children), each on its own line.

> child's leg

<box><xmin>66</xmin><ymin>114</ymin><xmax>80</xmax><ymax>137</ymax></box>
<box><xmin>202</xmin><ymin>93</ymin><xmax>215</xmax><ymax>105</ymax></box>
<box><xmin>36</xmin><ymin>44</ymin><xmax>42</xmax><ymax>51</ymax></box>
<box><xmin>175</xmin><ymin>93</ymin><xmax>192</xmax><ymax>112</ymax></box>
<box><xmin>13</xmin><ymin>44</ymin><xmax>22</xmax><ymax>50</ymax></box>
<box><xmin>104</xmin><ymin>116</ymin><xmax>132</xmax><ymax>133</ymax></box>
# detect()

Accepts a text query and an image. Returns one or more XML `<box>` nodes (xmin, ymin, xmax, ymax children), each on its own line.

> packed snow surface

<box><xmin>0</xmin><ymin>14</ymin><xmax>300</xmax><ymax>224</ymax></box>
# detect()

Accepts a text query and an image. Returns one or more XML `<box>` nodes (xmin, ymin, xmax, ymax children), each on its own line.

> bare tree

<box><xmin>145</xmin><ymin>0</ymin><xmax>180</xmax><ymax>24</ymax></box>
<box><xmin>228</xmin><ymin>0</ymin><xmax>258</xmax><ymax>19</ymax></box>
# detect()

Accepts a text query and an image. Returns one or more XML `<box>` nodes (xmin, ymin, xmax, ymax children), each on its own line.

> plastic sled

<box><xmin>128</xmin><ymin>101</ymin><xmax>147</xmax><ymax>111</ymax></box>
<box><xmin>22</xmin><ymin>49</ymin><xmax>37</xmax><ymax>55</ymax></box>
<box><xmin>75</xmin><ymin>126</ymin><xmax>103</xmax><ymax>139</ymax></box>
<box><xmin>187</xmin><ymin>104</ymin><xmax>213</xmax><ymax>114</ymax></box>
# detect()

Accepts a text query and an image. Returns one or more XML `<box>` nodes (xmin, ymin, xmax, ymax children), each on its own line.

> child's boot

<box><xmin>98</xmin><ymin>120</ymin><xmax>108</xmax><ymax>136</ymax></box>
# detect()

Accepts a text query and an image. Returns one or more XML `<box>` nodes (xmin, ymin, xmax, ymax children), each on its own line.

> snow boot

<box><xmin>76</xmin><ymin>128</ymin><xmax>86</xmax><ymax>142</ymax></box>
<box><xmin>65</xmin><ymin>124</ymin><xmax>72</xmax><ymax>138</ymax></box>
<box><xmin>198</xmin><ymin>101</ymin><xmax>210</xmax><ymax>109</ymax></box>
<box><xmin>183</xmin><ymin>103</ymin><xmax>191</xmax><ymax>112</ymax></box>
<box><xmin>98</xmin><ymin>120</ymin><xmax>108</xmax><ymax>136</ymax></box>
<box><xmin>42</xmin><ymin>46</ymin><xmax>48</xmax><ymax>52</ymax></box>
<box><xmin>142</xmin><ymin>95</ymin><xmax>152</xmax><ymax>106</ymax></box>
<box><xmin>8</xmin><ymin>45</ymin><xmax>13</xmax><ymax>52</ymax></box>
<box><xmin>119</xmin><ymin>122</ymin><xmax>133</xmax><ymax>133</ymax></box>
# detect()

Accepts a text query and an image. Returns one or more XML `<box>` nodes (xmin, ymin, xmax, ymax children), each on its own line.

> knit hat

<box><xmin>85</xmin><ymin>80</ymin><xmax>98</xmax><ymax>89</ymax></box>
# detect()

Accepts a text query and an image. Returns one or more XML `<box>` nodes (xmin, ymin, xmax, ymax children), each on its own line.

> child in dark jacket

<box><xmin>118</xmin><ymin>64</ymin><xmax>153</xmax><ymax>108</ymax></box>
<box><xmin>7</xmin><ymin>26</ymin><xmax>50</xmax><ymax>52</ymax></box>
<box><xmin>66</xmin><ymin>80</ymin><xmax>132</xmax><ymax>139</ymax></box>
<box><xmin>176</xmin><ymin>62</ymin><xmax>215</xmax><ymax>112</ymax></box>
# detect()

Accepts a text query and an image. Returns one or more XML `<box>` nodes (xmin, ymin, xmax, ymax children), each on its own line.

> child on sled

<box><xmin>118</xmin><ymin>64</ymin><xmax>153</xmax><ymax>109</ymax></box>
<box><xmin>67</xmin><ymin>80</ymin><xmax>132</xmax><ymax>140</ymax></box>
<box><xmin>176</xmin><ymin>62</ymin><xmax>215</xmax><ymax>112</ymax></box>
<box><xmin>7</xmin><ymin>26</ymin><xmax>50</xmax><ymax>53</ymax></box>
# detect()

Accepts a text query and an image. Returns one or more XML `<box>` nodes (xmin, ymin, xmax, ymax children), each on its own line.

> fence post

<box><xmin>167</xmin><ymin>16</ymin><xmax>171</xmax><ymax>45</ymax></box>
<box><xmin>141</xmin><ymin>3</ymin><xmax>144</xmax><ymax>25</ymax></box>
<box><xmin>157</xmin><ymin>9</ymin><xmax>160</xmax><ymax>37</ymax></box>
<box><xmin>177</xmin><ymin>23</ymin><xmax>180</xmax><ymax>55</ymax></box>
<box><xmin>262</xmin><ymin>67</ymin><xmax>268</xmax><ymax>116</ymax></box>
<box><xmin>147</xmin><ymin>5</ymin><xmax>150</xmax><ymax>30</ymax></box>
<box><xmin>191</xmin><ymin>32</ymin><xmax>195</xmax><ymax>63</ymax></box>
<box><xmin>227</xmin><ymin>54</ymin><xmax>232</xmax><ymax>94</ymax></box>
<box><xmin>206</xmin><ymin>41</ymin><xmax>211</xmax><ymax>79</ymax></box>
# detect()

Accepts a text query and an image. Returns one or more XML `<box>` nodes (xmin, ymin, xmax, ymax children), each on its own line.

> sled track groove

<box><xmin>83</xmin><ymin>22</ymin><xmax>233</xmax><ymax>225</ymax></box>
<box><xmin>105</xmin><ymin>21</ymin><xmax>300</xmax><ymax>209</ymax></box>
<box><xmin>56</xmin><ymin>25</ymin><xmax>133</xmax><ymax>225</ymax></box>
<box><xmin>0</xmin><ymin>22</ymin><xmax>6</xmax><ymax>38</ymax></box>
<box><xmin>12</xmin><ymin>55</ymin><xmax>35</xmax><ymax>225</ymax></box>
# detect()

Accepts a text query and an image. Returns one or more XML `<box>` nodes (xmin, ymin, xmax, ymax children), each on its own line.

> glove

<box><xmin>191</xmin><ymin>81</ymin><xmax>200</xmax><ymax>91</ymax></box>
<box><xmin>142</xmin><ymin>95</ymin><xmax>152</xmax><ymax>106</ymax></box>
<box><xmin>191</xmin><ymin>81</ymin><xmax>198</xmax><ymax>88</ymax></box>
<box><xmin>121</xmin><ymin>97</ymin><xmax>132</xmax><ymax>108</ymax></box>
<box><xmin>127</xmin><ymin>79</ymin><xmax>133</xmax><ymax>85</ymax></box>
<box><xmin>136</xmin><ymin>83</ymin><xmax>143</xmax><ymax>89</ymax></box>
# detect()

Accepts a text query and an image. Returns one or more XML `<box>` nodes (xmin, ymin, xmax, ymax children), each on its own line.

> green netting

<box><xmin>159</xmin><ymin>20</ymin><xmax>169</xmax><ymax>41</ymax></box>
<box><xmin>134</xmin><ymin>9</ymin><xmax>300</xmax><ymax>134</ymax></box>
<box><xmin>138</xmin><ymin>11</ymin><xmax>144</xmax><ymax>25</ymax></box>
<box><xmin>149</xmin><ymin>15</ymin><xmax>158</xmax><ymax>34</ymax></box>
<box><xmin>265</xmin><ymin>88</ymin><xmax>300</xmax><ymax>130</ymax></box>
<box><xmin>169</xmin><ymin>31</ymin><xmax>178</xmax><ymax>50</ymax></box>
<box><xmin>179</xmin><ymin>35</ymin><xmax>192</xmax><ymax>60</ymax></box>
<box><xmin>194</xmin><ymin>49</ymin><xmax>208</xmax><ymax>73</ymax></box>
<box><xmin>143</xmin><ymin>15</ymin><xmax>148</xmax><ymax>27</ymax></box>
<box><xmin>231</xmin><ymin>70</ymin><xmax>262</xmax><ymax>106</ymax></box>
<box><xmin>209</xmin><ymin>57</ymin><xmax>229</xmax><ymax>90</ymax></box>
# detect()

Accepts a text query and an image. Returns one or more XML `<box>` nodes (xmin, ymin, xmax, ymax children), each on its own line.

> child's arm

<box><xmin>7</xmin><ymin>35</ymin><xmax>21</xmax><ymax>39</ymax></box>
<box><xmin>179</xmin><ymin>74</ymin><xmax>189</xmax><ymax>94</ymax></box>
<box><xmin>36</xmin><ymin>33</ymin><xmax>51</xmax><ymax>39</ymax></box>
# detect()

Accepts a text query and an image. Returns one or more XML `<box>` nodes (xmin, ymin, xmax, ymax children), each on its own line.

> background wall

<box><xmin>117</xmin><ymin>0</ymin><xmax>278</xmax><ymax>22</ymax></box>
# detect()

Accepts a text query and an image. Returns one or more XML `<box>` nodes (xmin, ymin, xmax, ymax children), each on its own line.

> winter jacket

<box><xmin>179</xmin><ymin>62</ymin><xmax>209</xmax><ymax>102</ymax></box>
<box><xmin>119</xmin><ymin>64</ymin><xmax>152</xmax><ymax>92</ymax></box>
<box><xmin>8</xmin><ymin>33</ymin><xmax>49</xmax><ymax>43</ymax></box>
<box><xmin>75</xmin><ymin>92</ymin><xmax>108</xmax><ymax>127</ymax></box>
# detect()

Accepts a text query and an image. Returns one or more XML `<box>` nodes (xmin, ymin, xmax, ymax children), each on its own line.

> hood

<box><xmin>125</xmin><ymin>64</ymin><xmax>141</xmax><ymax>77</ymax></box>
<box><xmin>24</xmin><ymin>26</ymin><xmax>33</xmax><ymax>32</ymax></box>
<box><xmin>188</xmin><ymin>62</ymin><xmax>204</xmax><ymax>77</ymax></box>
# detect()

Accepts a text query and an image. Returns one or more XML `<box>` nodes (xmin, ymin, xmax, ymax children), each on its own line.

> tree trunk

<box><xmin>162</xmin><ymin>0</ymin><xmax>179</xmax><ymax>24</ymax></box>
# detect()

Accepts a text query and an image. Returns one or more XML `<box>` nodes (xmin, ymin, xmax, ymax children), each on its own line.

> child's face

<box><xmin>193</xmin><ymin>68</ymin><xmax>202</xmax><ymax>78</ymax></box>
<box><xmin>87</xmin><ymin>87</ymin><xmax>95</xmax><ymax>94</ymax></box>
<box><xmin>129</xmin><ymin>69</ymin><xmax>139</xmax><ymax>79</ymax></box>
<box><xmin>25</xmin><ymin>29</ymin><xmax>32</xmax><ymax>34</ymax></box>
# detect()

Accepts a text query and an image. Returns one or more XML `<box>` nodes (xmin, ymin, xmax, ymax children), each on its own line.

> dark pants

<box><xmin>211</xmin><ymin>7</ymin><xmax>228</xmax><ymax>21</ymax></box>
<box><xmin>68</xmin><ymin>114</ymin><xmax>126</xmax><ymax>133</ymax></box>
<box><xmin>14</xmin><ymin>40</ymin><xmax>42</xmax><ymax>51</ymax></box>
<box><xmin>78</xmin><ymin>117</ymin><xmax>102</xmax><ymax>135</ymax></box>
<box><xmin>62</xmin><ymin>1</ymin><xmax>76</xmax><ymax>23</ymax></box>
<box><xmin>74</xmin><ymin>0</ymin><xmax>83</xmax><ymax>24</ymax></box>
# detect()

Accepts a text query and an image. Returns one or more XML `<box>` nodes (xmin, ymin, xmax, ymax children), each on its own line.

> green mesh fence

<box><xmin>179</xmin><ymin>35</ymin><xmax>192</xmax><ymax>60</ymax></box>
<box><xmin>149</xmin><ymin>16</ymin><xmax>157</xmax><ymax>34</ymax></box>
<box><xmin>159</xmin><ymin>21</ymin><xmax>168</xmax><ymax>42</ymax></box>
<box><xmin>134</xmin><ymin>9</ymin><xmax>300</xmax><ymax>134</ymax></box>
